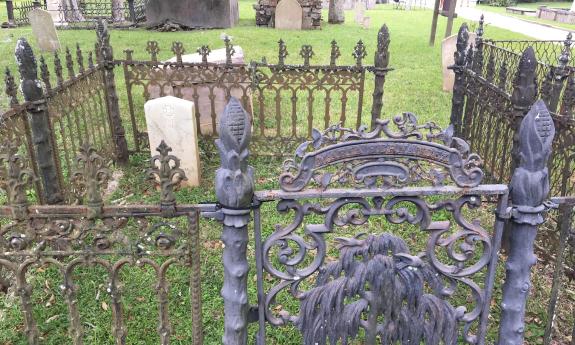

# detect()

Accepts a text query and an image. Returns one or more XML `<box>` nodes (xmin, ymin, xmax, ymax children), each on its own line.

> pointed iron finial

<box><xmin>498</xmin><ymin>61</ymin><xmax>508</xmax><ymax>90</ymax></box>
<box><xmin>353</xmin><ymin>40</ymin><xmax>367</xmax><ymax>67</ymax></box>
<box><xmin>54</xmin><ymin>51</ymin><xmax>64</xmax><ymax>86</ymax></box>
<box><xmin>65</xmin><ymin>46</ymin><xmax>75</xmax><ymax>78</ymax></box>
<box><xmin>278</xmin><ymin>39</ymin><xmax>288</xmax><ymax>67</ymax></box>
<box><xmin>76</xmin><ymin>43</ymin><xmax>84</xmax><ymax>73</ymax></box>
<box><xmin>215</xmin><ymin>98</ymin><xmax>253</xmax><ymax>211</ymax></box>
<box><xmin>197</xmin><ymin>45</ymin><xmax>211</xmax><ymax>64</ymax></box>
<box><xmin>0</xmin><ymin>141</ymin><xmax>35</xmax><ymax>219</ymax></box>
<box><xmin>39</xmin><ymin>56</ymin><xmax>51</xmax><ymax>91</ymax></box>
<box><xmin>72</xmin><ymin>143</ymin><xmax>110</xmax><ymax>218</ymax></box>
<box><xmin>148</xmin><ymin>140</ymin><xmax>187</xmax><ymax>217</ymax></box>
<box><xmin>477</xmin><ymin>14</ymin><xmax>484</xmax><ymax>38</ymax></box>
<box><xmin>375</xmin><ymin>24</ymin><xmax>390</xmax><ymax>68</ymax></box>
<box><xmin>300</xmin><ymin>45</ymin><xmax>314</xmax><ymax>67</ymax></box>
<box><xmin>559</xmin><ymin>32</ymin><xmax>572</xmax><ymax>67</ymax></box>
<box><xmin>4</xmin><ymin>68</ymin><xmax>19</xmax><ymax>107</ymax></box>
<box><xmin>146</xmin><ymin>41</ymin><xmax>160</xmax><ymax>62</ymax></box>
<box><xmin>512</xmin><ymin>46</ymin><xmax>538</xmax><ymax>110</ymax></box>
<box><xmin>330</xmin><ymin>40</ymin><xmax>341</xmax><ymax>67</ymax></box>
<box><xmin>15</xmin><ymin>38</ymin><xmax>43</xmax><ymax>102</ymax></box>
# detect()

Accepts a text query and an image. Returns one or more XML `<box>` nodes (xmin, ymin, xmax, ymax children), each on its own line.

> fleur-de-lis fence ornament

<box><xmin>147</xmin><ymin>141</ymin><xmax>187</xmax><ymax>217</ymax></box>
<box><xmin>54</xmin><ymin>51</ymin><xmax>64</xmax><ymax>86</ymax></box>
<box><xmin>300</xmin><ymin>45</ymin><xmax>314</xmax><ymax>67</ymax></box>
<box><xmin>0</xmin><ymin>142</ymin><xmax>35</xmax><ymax>220</ymax></box>
<box><xmin>146</xmin><ymin>41</ymin><xmax>160</xmax><ymax>62</ymax></box>
<box><xmin>171</xmin><ymin>41</ymin><xmax>185</xmax><ymax>64</ymax></box>
<box><xmin>278</xmin><ymin>39</ymin><xmax>288</xmax><ymax>67</ymax></box>
<box><xmin>71</xmin><ymin>143</ymin><xmax>110</xmax><ymax>218</ymax></box>
<box><xmin>223</xmin><ymin>35</ymin><xmax>235</xmax><ymax>65</ymax></box>
<box><xmin>330</xmin><ymin>40</ymin><xmax>341</xmax><ymax>67</ymax></box>
<box><xmin>353</xmin><ymin>40</ymin><xmax>367</xmax><ymax>67</ymax></box>
<box><xmin>197</xmin><ymin>45</ymin><xmax>211</xmax><ymax>64</ymax></box>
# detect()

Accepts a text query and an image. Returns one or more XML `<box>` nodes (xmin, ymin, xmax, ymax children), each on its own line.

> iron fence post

<box><xmin>498</xmin><ymin>100</ymin><xmax>555</xmax><ymax>345</ymax></box>
<box><xmin>15</xmin><ymin>38</ymin><xmax>63</xmax><ymax>205</ymax></box>
<box><xmin>370</xmin><ymin>24</ymin><xmax>390</xmax><ymax>130</ymax></box>
<box><xmin>472</xmin><ymin>15</ymin><xmax>484</xmax><ymax>75</ymax></box>
<box><xmin>96</xmin><ymin>20</ymin><xmax>129</xmax><ymax>165</ymax></box>
<box><xmin>5</xmin><ymin>0</ymin><xmax>16</xmax><ymax>27</ymax></box>
<box><xmin>449</xmin><ymin>23</ymin><xmax>469</xmax><ymax>137</ymax></box>
<box><xmin>215</xmin><ymin>98</ymin><xmax>254</xmax><ymax>345</ymax></box>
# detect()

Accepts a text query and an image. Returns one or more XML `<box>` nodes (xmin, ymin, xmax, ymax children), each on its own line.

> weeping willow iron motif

<box><xmin>262</xmin><ymin>195</ymin><xmax>494</xmax><ymax>344</ymax></box>
<box><xmin>280</xmin><ymin>112</ymin><xmax>484</xmax><ymax>191</ymax></box>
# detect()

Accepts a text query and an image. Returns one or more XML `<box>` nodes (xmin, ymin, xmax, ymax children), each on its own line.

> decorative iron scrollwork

<box><xmin>280</xmin><ymin>113</ymin><xmax>483</xmax><ymax>191</ymax></box>
<box><xmin>262</xmin><ymin>195</ymin><xmax>493</xmax><ymax>344</ymax></box>
<box><xmin>71</xmin><ymin>143</ymin><xmax>110</xmax><ymax>218</ymax></box>
<box><xmin>197</xmin><ymin>45</ymin><xmax>211</xmax><ymax>64</ymax></box>
<box><xmin>148</xmin><ymin>141</ymin><xmax>187</xmax><ymax>217</ymax></box>
<box><xmin>353</xmin><ymin>40</ymin><xmax>367</xmax><ymax>67</ymax></box>
<box><xmin>0</xmin><ymin>141</ymin><xmax>35</xmax><ymax>219</ymax></box>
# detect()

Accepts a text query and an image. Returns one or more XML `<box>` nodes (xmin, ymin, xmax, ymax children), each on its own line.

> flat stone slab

<box><xmin>146</xmin><ymin>0</ymin><xmax>239</xmax><ymax>28</ymax></box>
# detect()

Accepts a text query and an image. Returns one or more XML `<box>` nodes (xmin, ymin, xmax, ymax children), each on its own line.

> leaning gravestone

<box><xmin>146</xmin><ymin>45</ymin><xmax>253</xmax><ymax>135</ymax></box>
<box><xmin>275</xmin><ymin>0</ymin><xmax>303</xmax><ymax>30</ymax></box>
<box><xmin>442</xmin><ymin>32</ymin><xmax>476</xmax><ymax>91</ymax></box>
<box><xmin>354</xmin><ymin>1</ymin><xmax>366</xmax><ymax>24</ymax></box>
<box><xmin>144</xmin><ymin>96</ymin><xmax>201</xmax><ymax>187</ymax></box>
<box><xmin>29</xmin><ymin>9</ymin><xmax>60</xmax><ymax>52</ymax></box>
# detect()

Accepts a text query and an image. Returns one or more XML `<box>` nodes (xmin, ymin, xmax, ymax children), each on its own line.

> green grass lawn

<box><xmin>478</xmin><ymin>1</ymin><xmax>575</xmax><ymax>31</ymax></box>
<box><xmin>1</xmin><ymin>1</ymin><xmax>572</xmax><ymax>345</ymax></box>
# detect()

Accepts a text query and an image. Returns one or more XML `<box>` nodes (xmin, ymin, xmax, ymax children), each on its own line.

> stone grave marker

<box><xmin>354</xmin><ymin>1</ymin><xmax>366</xmax><ymax>24</ymax></box>
<box><xmin>146</xmin><ymin>0</ymin><xmax>239</xmax><ymax>28</ymax></box>
<box><xmin>45</xmin><ymin>0</ymin><xmax>63</xmax><ymax>23</ymax></box>
<box><xmin>362</xmin><ymin>16</ymin><xmax>371</xmax><ymax>29</ymax></box>
<box><xmin>328</xmin><ymin>0</ymin><xmax>345</xmax><ymax>23</ymax></box>
<box><xmin>147</xmin><ymin>45</ymin><xmax>253</xmax><ymax>135</ymax></box>
<box><xmin>29</xmin><ymin>8</ymin><xmax>60</xmax><ymax>52</ymax></box>
<box><xmin>144</xmin><ymin>96</ymin><xmax>201</xmax><ymax>187</ymax></box>
<box><xmin>275</xmin><ymin>0</ymin><xmax>303</xmax><ymax>29</ymax></box>
<box><xmin>442</xmin><ymin>32</ymin><xmax>476</xmax><ymax>91</ymax></box>
<box><xmin>365</xmin><ymin>0</ymin><xmax>376</xmax><ymax>9</ymax></box>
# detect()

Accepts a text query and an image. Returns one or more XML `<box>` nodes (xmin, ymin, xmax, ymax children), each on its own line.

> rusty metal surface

<box><xmin>0</xmin><ymin>140</ymin><xmax>210</xmax><ymax>344</ymax></box>
<box><xmin>253</xmin><ymin>112</ymin><xmax>507</xmax><ymax>344</ymax></box>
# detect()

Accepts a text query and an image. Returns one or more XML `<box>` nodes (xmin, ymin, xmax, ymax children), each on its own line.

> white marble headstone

<box><xmin>144</xmin><ymin>96</ymin><xmax>200</xmax><ymax>187</ymax></box>
<box><xmin>29</xmin><ymin>8</ymin><xmax>60</xmax><ymax>52</ymax></box>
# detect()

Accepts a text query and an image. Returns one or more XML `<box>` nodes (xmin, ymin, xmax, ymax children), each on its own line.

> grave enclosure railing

<box><xmin>0</xmin><ymin>88</ymin><xmax>558</xmax><ymax>345</ymax></box>
<box><xmin>450</xmin><ymin>18</ymin><xmax>575</xmax><ymax>344</ymax></box>
<box><xmin>4</xmin><ymin>0</ymin><xmax>148</xmax><ymax>29</ymax></box>
<box><xmin>1</xmin><ymin>21</ymin><xmax>391</xmax><ymax>204</ymax></box>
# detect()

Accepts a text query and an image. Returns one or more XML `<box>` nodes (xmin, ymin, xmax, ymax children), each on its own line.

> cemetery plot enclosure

<box><xmin>449</xmin><ymin>19</ymin><xmax>575</xmax><ymax>344</ymax></box>
<box><xmin>4</xmin><ymin>0</ymin><xmax>147</xmax><ymax>28</ymax></box>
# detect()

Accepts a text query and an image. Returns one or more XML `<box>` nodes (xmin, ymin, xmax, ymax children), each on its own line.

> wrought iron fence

<box><xmin>119</xmin><ymin>27</ymin><xmax>391</xmax><ymax>155</ymax></box>
<box><xmin>4</xmin><ymin>0</ymin><xmax>146</xmax><ymax>29</ymax></box>
<box><xmin>0</xmin><ymin>138</ymin><xmax>211</xmax><ymax>344</ymax></box>
<box><xmin>450</xmin><ymin>17</ymin><xmax>575</xmax><ymax>345</ymax></box>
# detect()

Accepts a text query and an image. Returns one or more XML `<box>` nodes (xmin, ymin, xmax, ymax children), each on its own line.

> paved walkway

<box><xmin>456</xmin><ymin>7</ymin><xmax>572</xmax><ymax>41</ymax></box>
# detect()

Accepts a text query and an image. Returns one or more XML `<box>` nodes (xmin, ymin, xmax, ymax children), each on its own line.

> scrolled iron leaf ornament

<box><xmin>147</xmin><ymin>140</ymin><xmax>187</xmax><ymax>218</ymax></box>
<box><xmin>71</xmin><ymin>142</ymin><xmax>111</xmax><ymax>218</ymax></box>
<box><xmin>280</xmin><ymin>113</ymin><xmax>484</xmax><ymax>192</ymax></box>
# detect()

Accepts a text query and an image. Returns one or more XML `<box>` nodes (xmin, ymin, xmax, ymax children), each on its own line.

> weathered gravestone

<box><xmin>29</xmin><ymin>9</ymin><xmax>60</xmax><ymax>52</ymax></box>
<box><xmin>146</xmin><ymin>0</ymin><xmax>239</xmax><ymax>28</ymax></box>
<box><xmin>275</xmin><ymin>0</ymin><xmax>303</xmax><ymax>29</ymax></box>
<box><xmin>146</xmin><ymin>45</ymin><xmax>253</xmax><ymax>135</ymax></box>
<box><xmin>365</xmin><ymin>0</ymin><xmax>376</xmax><ymax>9</ymax></box>
<box><xmin>354</xmin><ymin>1</ymin><xmax>366</xmax><ymax>24</ymax></box>
<box><xmin>442</xmin><ymin>32</ymin><xmax>476</xmax><ymax>91</ymax></box>
<box><xmin>328</xmin><ymin>0</ymin><xmax>345</xmax><ymax>23</ymax></box>
<box><xmin>144</xmin><ymin>96</ymin><xmax>201</xmax><ymax>187</ymax></box>
<box><xmin>45</xmin><ymin>0</ymin><xmax>64</xmax><ymax>23</ymax></box>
